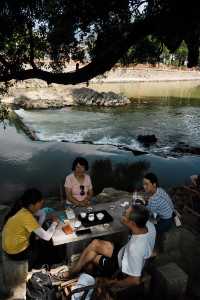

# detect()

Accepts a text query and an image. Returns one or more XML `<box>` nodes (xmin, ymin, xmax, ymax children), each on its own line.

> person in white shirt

<box><xmin>53</xmin><ymin>205</ymin><xmax>156</xmax><ymax>288</ymax></box>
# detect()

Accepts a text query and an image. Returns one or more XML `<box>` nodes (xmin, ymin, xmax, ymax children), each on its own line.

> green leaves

<box><xmin>0</xmin><ymin>0</ymin><xmax>199</xmax><ymax>85</ymax></box>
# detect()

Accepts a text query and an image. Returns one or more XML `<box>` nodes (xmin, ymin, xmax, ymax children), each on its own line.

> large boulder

<box><xmin>72</xmin><ymin>88</ymin><xmax>130</xmax><ymax>107</ymax></box>
<box><xmin>96</xmin><ymin>187</ymin><xmax>132</xmax><ymax>203</ymax></box>
<box><xmin>137</xmin><ymin>134</ymin><xmax>158</xmax><ymax>147</ymax></box>
<box><xmin>13</xmin><ymin>88</ymin><xmax>74</xmax><ymax>109</ymax></box>
<box><xmin>11</xmin><ymin>87</ymin><xmax>130</xmax><ymax>109</ymax></box>
<box><xmin>172</xmin><ymin>142</ymin><xmax>200</xmax><ymax>155</ymax></box>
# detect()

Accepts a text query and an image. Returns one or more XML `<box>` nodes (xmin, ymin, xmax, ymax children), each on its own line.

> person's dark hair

<box><xmin>3</xmin><ymin>188</ymin><xmax>42</xmax><ymax>225</ymax></box>
<box><xmin>72</xmin><ymin>157</ymin><xmax>89</xmax><ymax>171</ymax></box>
<box><xmin>144</xmin><ymin>172</ymin><xmax>159</xmax><ymax>187</ymax></box>
<box><xmin>129</xmin><ymin>205</ymin><xmax>149</xmax><ymax>228</ymax></box>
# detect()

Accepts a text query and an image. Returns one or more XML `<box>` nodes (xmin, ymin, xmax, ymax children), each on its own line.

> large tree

<box><xmin>0</xmin><ymin>0</ymin><xmax>199</xmax><ymax>87</ymax></box>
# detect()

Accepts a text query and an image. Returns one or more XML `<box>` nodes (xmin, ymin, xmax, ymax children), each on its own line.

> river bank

<box><xmin>1</xmin><ymin>66</ymin><xmax>200</xmax><ymax>109</ymax></box>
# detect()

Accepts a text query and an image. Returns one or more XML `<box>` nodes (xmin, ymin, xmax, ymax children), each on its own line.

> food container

<box><xmin>80</xmin><ymin>212</ymin><xmax>87</xmax><ymax>218</ymax></box>
<box><xmin>88</xmin><ymin>213</ymin><xmax>94</xmax><ymax>222</ymax></box>
<box><xmin>62</xmin><ymin>223</ymin><xmax>74</xmax><ymax>234</ymax></box>
<box><xmin>96</xmin><ymin>212</ymin><xmax>104</xmax><ymax>220</ymax></box>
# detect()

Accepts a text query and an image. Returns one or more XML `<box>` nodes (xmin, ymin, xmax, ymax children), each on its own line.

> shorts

<box><xmin>5</xmin><ymin>247</ymin><xmax>30</xmax><ymax>261</ymax></box>
<box><xmin>98</xmin><ymin>250</ymin><xmax>119</xmax><ymax>277</ymax></box>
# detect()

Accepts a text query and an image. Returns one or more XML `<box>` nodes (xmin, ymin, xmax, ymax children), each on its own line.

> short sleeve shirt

<box><xmin>118</xmin><ymin>221</ymin><xmax>156</xmax><ymax>277</ymax></box>
<box><xmin>2</xmin><ymin>208</ymin><xmax>40</xmax><ymax>254</ymax></box>
<box><xmin>64</xmin><ymin>173</ymin><xmax>93</xmax><ymax>202</ymax></box>
<box><xmin>147</xmin><ymin>187</ymin><xmax>174</xmax><ymax>219</ymax></box>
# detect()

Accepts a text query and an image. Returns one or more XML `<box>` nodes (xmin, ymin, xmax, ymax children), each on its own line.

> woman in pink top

<box><xmin>64</xmin><ymin>157</ymin><xmax>93</xmax><ymax>207</ymax></box>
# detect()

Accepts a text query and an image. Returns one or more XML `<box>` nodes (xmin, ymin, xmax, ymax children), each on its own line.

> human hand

<box><xmin>80</xmin><ymin>199</ymin><xmax>90</xmax><ymax>207</ymax></box>
<box><xmin>51</xmin><ymin>215</ymin><xmax>59</xmax><ymax>224</ymax></box>
<box><xmin>121</xmin><ymin>216</ymin><xmax>127</xmax><ymax>225</ymax></box>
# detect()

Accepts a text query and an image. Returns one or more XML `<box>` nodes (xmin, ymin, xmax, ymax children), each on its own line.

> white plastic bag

<box><xmin>71</xmin><ymin>273</ymin><xmax>95</xmax><ymax>300</ymax></box>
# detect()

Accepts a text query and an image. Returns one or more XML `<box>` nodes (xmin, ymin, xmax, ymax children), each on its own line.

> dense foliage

<box><xmin>0</xmin><ymin>0</ymin><xmax>199</xmax><ymax>87</ymax></box>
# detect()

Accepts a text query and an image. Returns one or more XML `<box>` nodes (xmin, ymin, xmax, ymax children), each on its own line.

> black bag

<box><xmin>26</xmin><ymin>271</ymin><xmax>57</xmax><ymax>300</ymax></box>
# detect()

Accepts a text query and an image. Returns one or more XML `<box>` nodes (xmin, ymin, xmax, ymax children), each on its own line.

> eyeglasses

<box><xmin>80</xmin><ymin>185</ymin><xmax>85</xmax><ymax>196</ymax></box>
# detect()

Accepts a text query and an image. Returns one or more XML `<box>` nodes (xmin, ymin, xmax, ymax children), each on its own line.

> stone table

<box><xmin>52</xmin><ymin>199</ymin><xmax>130</xmax><ymax>262</ymax></box>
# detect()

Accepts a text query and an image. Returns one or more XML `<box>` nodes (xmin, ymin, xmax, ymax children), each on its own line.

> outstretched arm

<box><xmin>33</xmin><ymin>221</ymin><xmax>58</xmax><ymax>241</ymax></box>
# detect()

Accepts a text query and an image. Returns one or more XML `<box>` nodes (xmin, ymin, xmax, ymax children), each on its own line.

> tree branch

<box><xmin>0</xmin><ymin>14</ymin><xmax>161</xmax><ymax>85</ymax></box>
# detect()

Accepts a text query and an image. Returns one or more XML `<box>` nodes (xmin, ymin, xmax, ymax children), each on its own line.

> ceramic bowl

<box><xmin>96</xmin><ymin>212</ymin><xmax>104</xmax><ymax>220</ymax></box>
<box><xmin>88</xmin><ymin>213</ymin><xmax>94</xmax><ymax>221</ymax></box>
<box><xmin>80</xmin><ymin>212</ymin><xmax>87</xmax><ymax>218</ymax></box>
<box><xmin>74</xmin><ymin>220</ymin><xmax>82</xmax><ymax>228</ymax></box>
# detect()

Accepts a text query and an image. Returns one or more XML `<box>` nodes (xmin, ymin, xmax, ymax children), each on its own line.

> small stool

<box><xmin>152</xmin><ymin>262</ymin><xmax>188</xmax><ymax>300</ymax></box>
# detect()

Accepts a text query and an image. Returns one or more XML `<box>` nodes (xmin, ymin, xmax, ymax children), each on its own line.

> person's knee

<box><xmin>90</xmin><ymin>239</ymin><xmax>100</xmax><ymax>249</ymax></box>
<box><xmin>91</xmin><ymin>239</ymin><xmax>114</xmax><ymax>256</ymax></box>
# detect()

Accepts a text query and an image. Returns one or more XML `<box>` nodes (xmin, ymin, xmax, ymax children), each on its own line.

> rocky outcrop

<box><xmin>172</xmin><ymin>142</ymin><xmax>200</xmax><ymax>155</ymax></box>
<box><xmin>13</xmin><ymin>88</ymin><xmax>74</xmax><ymax>109</ymax></box>
<box><xmin>137</xmin><ymin>134</ymin><xmax>158</xmax><ymax>147</ymax></box>
<box><xmin>72</xmin><ymin>88</ymin><xmax>130</xmax><ymax>107</ymax></box>
<box><xmin>7</xmin><ymin>87</ymin><xmax>130</xmax><ymax>109</ymax></box>
<box><xmin>96</xmin><ymin>187</ymin><xmax>132</xmax><ymax>203</ymax></box>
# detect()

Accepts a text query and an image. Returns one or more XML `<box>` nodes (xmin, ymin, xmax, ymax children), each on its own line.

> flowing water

<box><xmin>1</xmin><ymin>80</ymin><xmax>200</xmax><ymax>203</ymax></box>
<box><xmin>15</xmin><ymin>81</ymin><xmax>200</xmax><ymax>156</ymax></box>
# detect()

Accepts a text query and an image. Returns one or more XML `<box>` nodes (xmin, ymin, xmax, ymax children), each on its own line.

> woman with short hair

<box><xmin>64</xmin><ymin>157</ymin><xmax>93</xmax><ymax>207</ymax></box>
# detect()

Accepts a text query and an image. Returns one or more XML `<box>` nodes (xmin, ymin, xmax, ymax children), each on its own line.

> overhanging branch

<box><xmin>0</xmin><ymin>14</ymin><xmax>163</xmax><ymax>85</ymax></box>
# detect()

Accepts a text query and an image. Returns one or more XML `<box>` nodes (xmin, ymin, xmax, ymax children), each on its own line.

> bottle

<box><xmin>132</xmin><ymin>190</ymin><xmax>138</xmax><ymax>205</ymax></box>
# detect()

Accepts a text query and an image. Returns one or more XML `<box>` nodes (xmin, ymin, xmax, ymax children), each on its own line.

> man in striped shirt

<box><xmin>143</xmin><ymin>173</ymin><xmax>174</xmax><ymax>234</ymax></box>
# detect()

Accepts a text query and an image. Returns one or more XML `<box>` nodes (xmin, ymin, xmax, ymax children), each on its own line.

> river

<box><xmin>1</xmin><ymin>80</ymin><xmax>200</xmax><ymax>204</ymax></box>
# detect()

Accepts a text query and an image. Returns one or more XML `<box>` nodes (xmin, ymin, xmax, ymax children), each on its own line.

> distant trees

<box><xmin>121</xmin><ymin>39</ymin><xmax>189</xmax><ymax>67</ymax></box>
<box><xmin>120</xmin><ymin>36</ymin><xmax>162</xmax><ymax>66</ymax></box>
<box><xmin>0</xmin><ymin>0</ymin><xmax>200</xmax><ymax>88</ymax></box>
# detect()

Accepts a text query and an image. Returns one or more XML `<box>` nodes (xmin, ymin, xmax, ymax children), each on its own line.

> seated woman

<box><xmin>64</xmin><ymin>157</ymin><xmax>93</xmax><ymax>207</ymax></box>
<box><xmin>1</xmin><ymin>188</ymin><xmax>59</xmax><ymax>299</ymax></box>
<box><xmin>2</xmin><ymin>188</ymin><xmax>58</xmax><ymax>269</ymax></box>
<box><xmin>143</xmin><ymin>173</ymin><xmax>174</xmax><ymax>234</ymax></box>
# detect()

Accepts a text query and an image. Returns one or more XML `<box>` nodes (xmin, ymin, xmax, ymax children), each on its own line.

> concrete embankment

<box><xmin>9</xmin><ymin>110</ymin><xmax>38</xmax><ymax>140</ymax></box>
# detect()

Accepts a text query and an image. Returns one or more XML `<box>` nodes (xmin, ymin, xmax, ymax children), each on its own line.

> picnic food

<box><xmin>62</xmin><ymin>224</ymin><xmax>73</xmax><ymax>234</ymax></box>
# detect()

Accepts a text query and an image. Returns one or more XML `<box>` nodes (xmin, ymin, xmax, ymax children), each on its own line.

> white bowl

<box><xmin>80</xmin><ymin>212</ymin><xmax>87</xmax><ymax>218</ymax></box>
<box><xmin>88</xmin><ymin>214</ymin><xmax>94</xmax><ymax>221</ymax></box>
<box><xmin>74</xmin><ymin>221</ymin><xmax>82</xmax><ymax>228</ymax></box>
<box><xmin>97</xmin><ymin>213</ymin><xmax>104</xmax><ymax>220</ymax></box>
